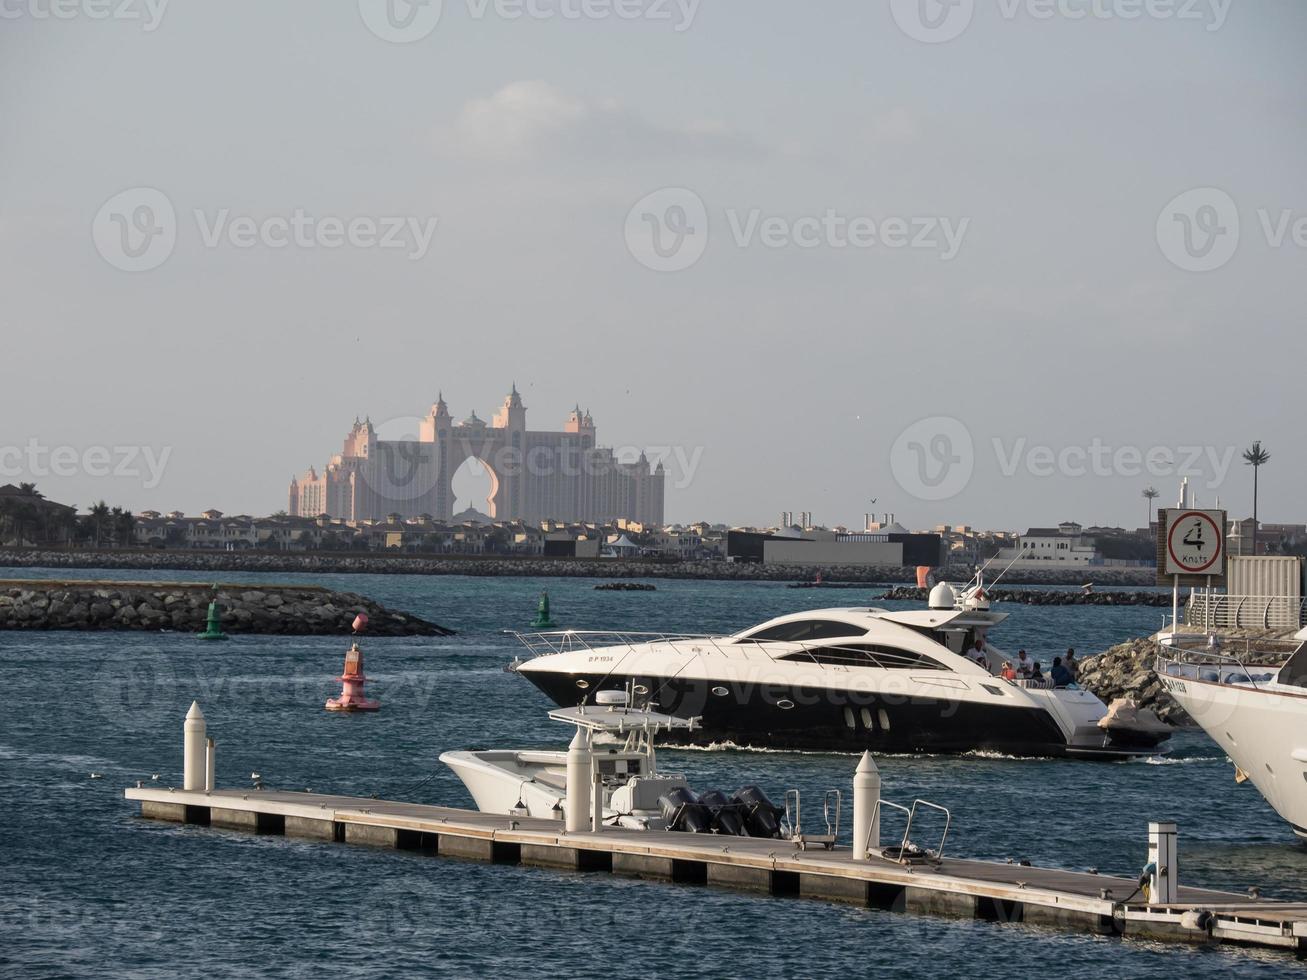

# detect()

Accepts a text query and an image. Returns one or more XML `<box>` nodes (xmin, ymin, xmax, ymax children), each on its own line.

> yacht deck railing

<box><xmin>510</xmin><ymin>630</ymin><xmax>760</xmax><ymax>667</ymax></box>
<box><xmin>1155</xmin><ymin>635</ymin><xmax>1296</xmax><ymax>689</ymax></box>
<box><xmin>508</xmin><ymin>629</ymin><xmax>1026</xmax><ymax>683</ymax></box>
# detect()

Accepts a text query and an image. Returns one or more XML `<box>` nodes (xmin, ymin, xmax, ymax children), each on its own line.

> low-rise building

<box><xmin>0</xmin><ymin>484</ymin><xmax>78</xmax><ymax>545</ymax></box>
<box><xmin>996</xmin><ymin>522</ymin><xmax>1100</xmax><ymax>566</ymax></box>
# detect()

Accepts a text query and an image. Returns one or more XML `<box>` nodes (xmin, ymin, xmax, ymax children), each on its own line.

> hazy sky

<box><xmin>2</xmin><ymin>0</ymin><xmax>1304</xmax><ymax>530</ymax></box>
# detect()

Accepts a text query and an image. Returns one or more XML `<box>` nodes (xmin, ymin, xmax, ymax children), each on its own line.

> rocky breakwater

<box><xmin>0</xmin><ymin>580</ymin><xmax>452</xmax><ymax>636</ymax></box>
<box><xmin>0</xmin><ymin>548</ymin><xmax>1158</xmax><ymax>586</ymax></box>
<box><xmin>1077</xmin><ymin>630</ymin><xmax>1290</xmax><ymax>726</ymax></box>
<box><xmin>1076</xmin><ymin>637</ymin><xmax>1181</xmax><ymax>723</ymax></box>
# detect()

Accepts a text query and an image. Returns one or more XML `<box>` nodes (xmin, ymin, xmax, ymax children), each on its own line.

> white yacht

<box><xmin>1157</xmin><ymin>629</ymin><xmax>1307</xmax><ymax>840</ymax></box>
<box><xmin>510</xmin><ymin>583</ymin><xmax>1171</xmax><ymax>760</ymax></box>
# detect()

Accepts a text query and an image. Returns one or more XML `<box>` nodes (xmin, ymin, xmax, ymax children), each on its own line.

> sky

<box><xmin>2</xmin><ymin>0</ymin><xmax>1304</xmax><ymax>531</ymax></box>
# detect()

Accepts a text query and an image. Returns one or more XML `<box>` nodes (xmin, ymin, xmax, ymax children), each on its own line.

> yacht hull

<box><xmin>1160</xmin><ymin>673</ymin><xmax>1307</xmax><ymax>839</ymax></box>
<box><xmin>521</xmin><ymin>670</ymin><xmax>1155</xmax><ymax>759</ymax></box>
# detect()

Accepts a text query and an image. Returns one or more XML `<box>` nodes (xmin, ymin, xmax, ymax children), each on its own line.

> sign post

<box><xmin>1157</xmin><ymin>508</ymin><xmax>1227</xmax><ymax>632</ymax></box>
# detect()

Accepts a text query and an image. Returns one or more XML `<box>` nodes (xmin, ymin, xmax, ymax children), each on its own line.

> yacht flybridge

<box><xmin>1158</xmin><ymin>629</ymin><xmax>1307</xmax><ymax>840</ymax></box>
<box><xmin>510</xmin><ymin>582</ymin><xmax>1171</xmax><ymax>760</ymax></box>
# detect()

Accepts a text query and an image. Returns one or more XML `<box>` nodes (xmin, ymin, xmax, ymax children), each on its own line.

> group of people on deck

<box><xmin>968</xmin><ymin>638</ymin><xmax>1079</xmax><ymax>688</ymax></box>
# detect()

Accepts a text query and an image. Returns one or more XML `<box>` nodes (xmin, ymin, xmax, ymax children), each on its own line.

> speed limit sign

<box><xmin>1162</xmin><ymin>510</ymin><xmax>1226</xmax><ymax>578</ymax></box>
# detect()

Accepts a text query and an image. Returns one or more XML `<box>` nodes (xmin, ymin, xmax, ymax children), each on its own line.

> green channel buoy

<box><xmin>531</xmin><ymin>590</ymin><xmax>556</xmax><ymax>629</ymax></box>
<box><xmin>197</xmin><ymin>598</ymin><xmax>229</xmax><ymax>641</ymax></box>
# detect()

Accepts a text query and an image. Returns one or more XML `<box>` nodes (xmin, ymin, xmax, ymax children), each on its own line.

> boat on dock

<box><xmin>1157</xmin><ymin>629</ymin><xmax>1307</xmax><ymax>840</ymax></box>
<box><xmin>509</xmin><ymin>582</ymin><xmax>1171</xmax><ymax>760</ymax></box>
<box><xmin>441</xmin><ymin>692</ymin><xmax>787</xmax><ymax>836</ymax></box>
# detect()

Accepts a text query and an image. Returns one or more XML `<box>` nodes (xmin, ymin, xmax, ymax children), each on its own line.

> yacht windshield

<box><xmin>1279</xmin><ymin>642</ymin><xmax>1307</xmax><ymax>688</ymax></box>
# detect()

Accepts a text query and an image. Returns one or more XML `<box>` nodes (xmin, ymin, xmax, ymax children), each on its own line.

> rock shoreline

<box><xmin>0</xmin><ymin>548</ymin><xmax>1160</xmax><ymax>587</ymax></box>
<box><xmin>0</xmin><ymin>580</ymin><xmax>452</xmax><ymax>636</ymax></box>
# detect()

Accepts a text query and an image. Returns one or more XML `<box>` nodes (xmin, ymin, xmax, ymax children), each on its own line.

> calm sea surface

<box><xmin>3</xmin><ymin>569</ymin><xmax>1304</xmax><ymax>978</ymax></box>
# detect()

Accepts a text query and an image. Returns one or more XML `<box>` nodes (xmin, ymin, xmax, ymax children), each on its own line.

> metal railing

<box><xmin>1185</xmin><ymin>593</ymin><xmax>1307</xmax><ymax>631</ymax></box>
<box><xmin>871</xmin><ymin>798</ymin><xmax>952</xmax><ymax>864</ymax></box>
<box><xmin>508</xmin><ymin>629</ymin><xmax>981</xmax><ymax>677</ymax></box>
<box><xmin>784</xmin><ymin>788</ymin><xmax>841</xmax><ymax>851</ymax></box>
<box><xmin>512</xmin><ymin>630</ymin><xmax>718</xmax><ymax>660</ymax></box>
<box><xmin>509</xmin><ymin>629</ymin><xmax>890</xmax><ymax>676</ymax></box>
<box><xmin>1156</xmin><ymin>635</ymin><xmax>1297</xmax><ymax>690</ymax></box>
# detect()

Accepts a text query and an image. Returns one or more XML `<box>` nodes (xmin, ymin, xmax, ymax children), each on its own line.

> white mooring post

<box><xmin>205</xmin><ymin>737</ymin><xmax>216</xmax><ymax>793</ymax></box>
<box><xmin>1148</xmin><ymin>821</ymin><xmax>1179</xmax><ymax>904</ymax></box>
<box><xmin>183</xmin><ymin>702</ymin><xmax>206</xmax><ymax>791</ymax></box>
<box><xmin>852</xmin><ymin>751</ymin><xmax>881</xmax><ymax>861</ymax></box>
<box><xmin>565</xmin><ymin>727</ymin><xmax>592</xmax><ymax>833</ymax></box>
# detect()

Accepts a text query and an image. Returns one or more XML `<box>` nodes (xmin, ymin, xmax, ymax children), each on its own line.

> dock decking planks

<box><xmin>124</xmin><ymin>785</ymin><xmax>1307</xmax><ymax>952</ymax></box>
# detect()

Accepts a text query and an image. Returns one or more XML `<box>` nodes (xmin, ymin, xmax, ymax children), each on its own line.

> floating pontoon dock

<box><xmin>126</xmin><ymin>784</ymin><xmax>1307</xmax><ymax>953</ymax></box>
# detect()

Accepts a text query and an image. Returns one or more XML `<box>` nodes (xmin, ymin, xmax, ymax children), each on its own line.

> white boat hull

<box><xmin>441</xmin><ymin>747</ymin><xmax>691</xmax><ymax>829</ymax></box>
<box><xmin>1160</xmin><ymin>673</ymin><xmax>1307</xmax><ymax>839</ymax></box>
<box><xmin>441</xmin><ymin>749</ymin><xmax>569</xmax><ymax>820</ymax></box>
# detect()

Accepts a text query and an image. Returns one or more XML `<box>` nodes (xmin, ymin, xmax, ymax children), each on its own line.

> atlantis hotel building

<box><xmin>289</xmin><ymin>387</ymin><xmax>665</xmax><ymax>525</ymax></box>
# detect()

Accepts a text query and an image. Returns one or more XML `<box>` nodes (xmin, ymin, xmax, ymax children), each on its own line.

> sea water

<box><xmin>2</xmin><ymin>569</ymin><xmax>1303</xmax><ymax>978</ymax></box>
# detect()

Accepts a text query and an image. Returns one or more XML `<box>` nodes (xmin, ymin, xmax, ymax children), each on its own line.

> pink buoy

<box><xmin>352</xmin><ymin>613</ymin><xmax>369</xmax><ymax>634</ymax></box>
<box><xmin>325</xmin><ymin>642</ymin><xmax>380</xmax><ymax>713</ymax></box>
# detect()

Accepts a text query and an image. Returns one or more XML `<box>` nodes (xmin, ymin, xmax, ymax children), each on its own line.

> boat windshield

<box><xmin>1279</xmin><ymin>642</ymin><xmax>1307</xmax><ymax>688</ymax></box>
<box><xmin>893</xmin><ymin>623</ymin><xmax>976</xmax><ymax>656</ymax></box>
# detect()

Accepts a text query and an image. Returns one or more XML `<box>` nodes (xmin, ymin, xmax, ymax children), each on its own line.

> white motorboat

<box><xmin>1157</xmin><ymin>629</ymin><xmax>1307</xmax><ymax>840</ymax></box>
<box><xmin>441</xmin><ymin>692</ymin><xmax>787</xmax><ymax>835</ymax></box>
<box><xmin>441</xmin><ymin>693</ymin><xmax>694</xmax><ymax>829</ymax></box>
<box><xmin>509</xmin><ymin>582</ymin><xmax>1171</xmax><ymax>760</ymax></box>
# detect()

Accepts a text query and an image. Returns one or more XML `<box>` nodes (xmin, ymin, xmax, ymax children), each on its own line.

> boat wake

<box><xmin>671</xmin><ymin>741</ymin><xmax>1048</xmax><ymax>762</ymax></box>
<box><xmin>1136</xmin><ymin>754</ymin><xmax>1223</xmax><ymax>766</ymax></box>
<box><xmin>673</xmin><ymin>740</ymin><xmax>861</xmax><ymax>757</ymax></box>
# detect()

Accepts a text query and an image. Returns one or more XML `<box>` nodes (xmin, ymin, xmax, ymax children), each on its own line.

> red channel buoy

<box><xmin>325</xmin><ymin>641</ymin><xmax>380</xmax><ymax>713</ymax></box>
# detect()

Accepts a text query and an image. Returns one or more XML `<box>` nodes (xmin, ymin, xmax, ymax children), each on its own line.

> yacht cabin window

<box><xmin>779</xmin><ymin>643</ymin><xmax>948</xmax><ymax>671</ymax></box>
<box><xmin>738</xmin><ymin>620</ymin><xmax>870</xmax><ymax>643</ymax></box>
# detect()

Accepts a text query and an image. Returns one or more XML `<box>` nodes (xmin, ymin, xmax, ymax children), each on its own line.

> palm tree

<box><xmin>85</xmin><ymin>500</ymin><xmax>111</xmax><ymax>547</ymax></box>
<box><xmin>109</xmin><ymin>506</ymin><xmax>135</xmax><ymax>548</ymax></box>
<box><xmin>48</xmin><ymin>507</ymin><xmax>77</xmax><ymax>546</ymax></box>
<box><xmin>1243</xmin><ymin>441</ymin><xmax>1271</xmax><ymax>553</ymax></box>
<box><xmin>1142</xmin><ymin>486</ymin><xmax>1159</xmax><ymax>527</ymax></box>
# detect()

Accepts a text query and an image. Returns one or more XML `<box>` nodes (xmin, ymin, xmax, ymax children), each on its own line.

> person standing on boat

<box><xmin>1064</xmin><ymin>649</ymin><xmax>1078</xmax><ymax>681</ymax></box>
<box><xmin>1050</xmin><ymin>657</ymin><xmax>1074</xmax><ymax>688</ymax></box>
<box><xmin>969</xmin><ymin>637</ymin><xmax>990</xmax><ymax>671</ymax></box>
<box><xmin>1015</xmin><ymin>649</ymin><xmax>1033</xmax><ymax>678</ymax></box>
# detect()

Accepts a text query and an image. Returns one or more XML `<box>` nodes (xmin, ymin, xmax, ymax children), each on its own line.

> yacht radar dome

<box><xmin>595</xmin><ymin>690</ymin><xmax>630</xmax><ymax>707</ymax></box>
<box><xmin>928</xmin><ymin>582</ymin><xmax>956</xmax><ymax>610</ymax></box>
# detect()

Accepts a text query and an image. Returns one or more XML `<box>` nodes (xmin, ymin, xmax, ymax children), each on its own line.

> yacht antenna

<box><xmin>985</xmin><ymin>548</ymin><xmax>1030</xmax><ymax>591</ymax></box>
<box><xmin>967</xmin><ymin>548</ymin><xmax>1008</xmax><ymax>587</ymax></box>
<box><xmin>963</xmin><ymin>548</ymin><xmax>1022</xmax><ymax>596</ymax></box>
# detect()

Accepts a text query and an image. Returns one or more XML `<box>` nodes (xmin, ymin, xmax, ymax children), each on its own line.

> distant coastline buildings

<box><xmin>288</xmin><ymin>387</ymin><xmax>665</xmax><ymax>525</ymax></box>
